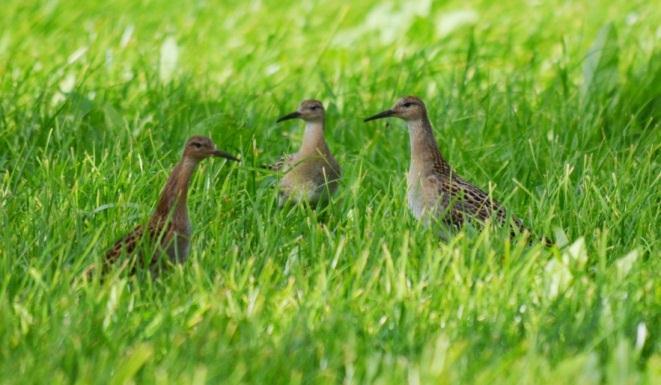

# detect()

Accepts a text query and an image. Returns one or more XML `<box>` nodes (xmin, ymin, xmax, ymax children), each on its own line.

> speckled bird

<box><xmin>102</xmin><ymin>136</ymin><xmax>239</xmax><ymax>273</ymax></box>
<box><xmin>365</xmin><ymin>96</ymin><xmax>537</xmax><ymax>239</ymax></box>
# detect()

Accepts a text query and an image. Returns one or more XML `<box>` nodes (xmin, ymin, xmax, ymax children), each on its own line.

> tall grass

<box><xmin>0</xmin><ymin>0</ymin><xmax>658</xmax><ymax>384</ymax></box>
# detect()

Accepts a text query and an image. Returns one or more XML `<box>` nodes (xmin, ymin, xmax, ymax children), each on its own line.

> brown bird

<box><xmin>101</xmin><ymin>136</ymin><xmax>239</xmax><ymax>273</ymax></box>
<box><xmin>364</xmin><ymin>96</ymin><xmax>537</xmax><ymax>240</ymax></box>
<box><xmin>271</xmin><ymin>99</ymin><xmax>341</xmax><ymax>206</ymax></box>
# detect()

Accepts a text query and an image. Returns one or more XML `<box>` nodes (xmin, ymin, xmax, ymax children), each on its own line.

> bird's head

<box><xmin>183</xmin><ymin>135</ymin><xmax>240</xmax><ymax>162</ymax></box>
<box><xmin>364</xmin><ymin>96</ymin><xmax>427</xmax><ymax>122</ymax></box>
<box><xmin>276</xmin><ymin>99</ymin><xmax>325</xmax><ymax>123</ymax></box>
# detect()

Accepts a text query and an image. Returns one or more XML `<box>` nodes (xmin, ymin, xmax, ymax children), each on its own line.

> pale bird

<box><xmin>101</xmin><ymin>136</ymin><xmax>239</xmax><ymax>273</ymax></box>
<box><xmin>365</xmin><ymin>96</ymin><xmax>542</xmax><ymax>241</ymax></box>
<box><xmin>271</xmin><ymin>99</ymin><xmax>341</xmax><ymax>206</ymax></box>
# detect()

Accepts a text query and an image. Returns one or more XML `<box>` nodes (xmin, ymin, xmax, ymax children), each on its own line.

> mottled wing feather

<box><xmin>105</xmin><ymin>224</ymin><xmax>145</xmax><ymax>265</ymax></box>
<box><xmin>425</xmin><ymin>174</ymin><xmax>526</xmax><ymax>233</ymax></box>
<box><xmin>104</xmin><ymin>220</ymin><xmax>174</xmax><ymax>270</ymax></box>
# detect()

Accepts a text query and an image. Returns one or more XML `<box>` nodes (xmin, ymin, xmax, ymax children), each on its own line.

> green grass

<box><xmin>1</xmin><ymin>0</ymin><xmax>659</xmax><ymax>383</ymax></box>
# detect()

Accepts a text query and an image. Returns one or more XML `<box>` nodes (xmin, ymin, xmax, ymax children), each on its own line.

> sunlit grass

<box><xmin>0</xmin><ymin>0</ymin><xmax>658</xmax><ymax>384</ymax></box>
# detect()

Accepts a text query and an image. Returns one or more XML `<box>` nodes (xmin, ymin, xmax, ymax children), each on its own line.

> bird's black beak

<box><xmin>212</xmin><ymin>149</ymin><xmax>240</xmax><ymax>162</ymax></box>
<box><xmin>364</xmin><ymin>109</ymin><xmax>395</xmax><ymax>122</ymax></box>
<box><xmin>276</xmin><ymin>111</ymin><xmax>301</xmax><ymax>123</ymax></box>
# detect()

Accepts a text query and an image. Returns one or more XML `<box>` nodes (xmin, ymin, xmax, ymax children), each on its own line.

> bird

<box><xmin>364</xmin><ymin>96</ymin><xmax>540</xmax><ymax>242</ymax></box>
<box><xmin>270</xmin><ymin>99</ymin><xmax>341</xmax><ymax>206</ymax></box>
<box><xmin>100</xmin><ymin>136</ymin><xmax>239</xmax><ymax>274</ymax></box>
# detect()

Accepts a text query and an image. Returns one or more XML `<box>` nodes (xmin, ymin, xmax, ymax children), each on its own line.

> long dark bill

<box><xmin>276</xmin><ymin>111</ymin><xmax>301</xmax><ymax>123</ymax></box>
<box><xmin>363</xmin><ymin>109</ymin><xmax>395</xmax><ymax>122</ymax></box>
<box><xmin>213</xmin><ymin>149</ymin><xmax>240</xmax><ymax>162</ymax></box>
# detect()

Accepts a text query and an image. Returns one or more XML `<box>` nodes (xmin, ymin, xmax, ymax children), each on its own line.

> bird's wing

<box><xmin>449</xmin><ymin>176</ymin><xmax>508</xmax><ymax>222</ymax></box>
<box><xmin>422</xmin><ymin>174</ymin><xmax>466</xmax><ymax>227</ymax></box>
<box><xmin>105</xmin><ymin>224</ymin><xmax>145</xmax><ymax>265</ymax></box>
<box><xmin>311</xmin><ymin>155</ymin><xmax>342</xmax><ymax>186</ymax></box>
<box><xmin>425</xmin><ymin>173</ymin><xmax>525</xmax><ymax>232</ymax></box>
<box><xmin>104</xmin><ymin>220</ymin><xmax>174</xmax><ymax>269</ymax></box>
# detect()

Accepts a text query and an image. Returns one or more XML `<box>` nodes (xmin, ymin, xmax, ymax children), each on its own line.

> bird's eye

<box><xmin>311</xmin><ymin>106</ymin><xmax>319</xmax><ymax>110</ymax></box>
<box><xmin>191</xmin><ymin>142</ymin><xmax>202</xmax><ymax>148</ymax></box>
<box><xmin>403</xmin><ymin>102</ymin><xmax>413</xmax><ymax>108</ymax></box>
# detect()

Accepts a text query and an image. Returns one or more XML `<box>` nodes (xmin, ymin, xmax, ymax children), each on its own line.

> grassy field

<box><xmin>1</xmin><ymin>0</ymin><xmax>659</xmax><ymax>383</ymax></box>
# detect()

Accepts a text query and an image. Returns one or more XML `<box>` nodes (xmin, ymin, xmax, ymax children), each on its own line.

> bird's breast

<box><xmin>407</xmin><ymin>169</ymin><xmax>426</xmax><ymax>220</ymax></box>
<box><xmin>278</xmin><ymin>154</ymin><xmax>340</xmax><ymax>204</ymax></box>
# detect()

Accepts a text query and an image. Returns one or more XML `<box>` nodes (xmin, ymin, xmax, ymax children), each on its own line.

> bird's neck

<box><xmin>407</xmin><ymin>116</ymin><xmax>450</xmax><ymax>175</ymax></box>
<box><xmin>299</xmin><ymin>120</ymin><xmax>329</xmax><ymax>156</ymax></box>
<box><xmin>153</xmin><ymin>157</ymin><xmax>199</xmax><ymax>222</ymax></box>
